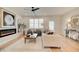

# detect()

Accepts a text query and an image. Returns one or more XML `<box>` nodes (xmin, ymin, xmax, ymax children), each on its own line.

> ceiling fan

<box><xmin>24</xmin><ymin>7</ymin><xmax>40</xmax><ymax>16</ymax></box>
<box><xmin>24</xmin><ymin>7</ymin><xmax>40</xmax><ymax>12</ymax></box>
<box><xmin>31</xmin><ymin>7</ymin><xmax>40</xmax><ymax>12</ymax></box>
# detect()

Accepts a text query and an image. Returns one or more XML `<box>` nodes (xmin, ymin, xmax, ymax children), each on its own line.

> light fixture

<box><xmin>67</xmin><ymin>19</ymin><xmax>71</xmax><ymax>22</ymax></box>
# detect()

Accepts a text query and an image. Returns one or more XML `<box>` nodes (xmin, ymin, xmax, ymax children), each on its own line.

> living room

<box><xmin>0</xmin><ymin>7</ymin><xmax>79</xmax><ymax>52</ymax></box>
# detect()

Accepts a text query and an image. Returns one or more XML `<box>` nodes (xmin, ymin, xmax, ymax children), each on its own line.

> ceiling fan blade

<box><xmin>32</xmin><ymin>7</ymin><xmax>39</xmax><ymax>11</ymax></box>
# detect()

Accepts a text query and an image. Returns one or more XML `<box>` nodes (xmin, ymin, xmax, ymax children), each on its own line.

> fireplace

<box><xmin>0</xmin><ymin>28</ymin><xmax>16</xmax><ymax>37</ymax></box>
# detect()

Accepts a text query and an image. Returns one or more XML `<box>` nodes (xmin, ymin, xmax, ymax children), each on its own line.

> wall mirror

<box><xmin>67</xmin><ymin>16</ymin><xmax>79</xmax><ymax>29</ymax></box>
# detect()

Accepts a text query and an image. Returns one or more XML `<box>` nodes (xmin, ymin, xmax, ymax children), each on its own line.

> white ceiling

<box><xmin>4</xmin><ymin>7</ymin><xmax>76</xmax><ymax>16</ymax></box>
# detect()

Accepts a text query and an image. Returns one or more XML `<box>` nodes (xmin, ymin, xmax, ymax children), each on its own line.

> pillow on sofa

<box><xmin>30</xmin><ymin>33</ymin><xmax>37</xmax><ymax>38</ymax></box>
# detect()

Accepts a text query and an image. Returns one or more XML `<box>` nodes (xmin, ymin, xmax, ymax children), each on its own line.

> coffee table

<box><xmin>24</xmin><ymin>34</ymin><xmax>37</xmax><ymax>44</ymax></box>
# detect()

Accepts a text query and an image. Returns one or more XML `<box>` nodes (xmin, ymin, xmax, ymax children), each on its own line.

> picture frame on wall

<box><xmin>3</xmin><ymin>11</ymin><xmax>15</xmax><ymax>27</ymax></box>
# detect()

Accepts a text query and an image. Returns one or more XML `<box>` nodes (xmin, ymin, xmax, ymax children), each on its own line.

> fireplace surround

<box><xmin>0</xmin><ymin>28</ymin><xmax>16</xmax><ymax>37</ymax></box>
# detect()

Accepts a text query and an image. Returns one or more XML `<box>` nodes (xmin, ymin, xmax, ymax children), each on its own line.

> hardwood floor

<box><xmin>1</xmin><ymin>33</ymin><xmax>79</xmax><ymax>52</ymax></box>
<box><xmin>0</xmin><ymin>34</ymin><xmax>23</xmax><ymax>50</ymax></box>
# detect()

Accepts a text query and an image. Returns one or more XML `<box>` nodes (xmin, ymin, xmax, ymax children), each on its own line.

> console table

<box><xmin>66</xmin><ymin>29</ymin><xmax>79</xmax><ymax>40</ymax></box>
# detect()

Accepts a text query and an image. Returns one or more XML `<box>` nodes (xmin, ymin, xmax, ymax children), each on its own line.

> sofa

<box><xmin>27</xmin><ymin>29</ymin><xmax>42</xmax><ymax>37</ymax></box>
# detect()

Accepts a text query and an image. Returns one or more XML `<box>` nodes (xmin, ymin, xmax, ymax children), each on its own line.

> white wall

<box><xmin>22</xmin><ymin>15</ymin><xmax>63</xmax><ymax>35</ymax></box>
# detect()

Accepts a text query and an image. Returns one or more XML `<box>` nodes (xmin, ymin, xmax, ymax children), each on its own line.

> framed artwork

<box><xmin>71</xmin><ymin>16</ymin><xmax>79</xmax><ymax>26</ymax></box>
<box><xmin>3</xmin><ymin>11</ymin><xmax>15</xmax><ymax>27</ymax></box>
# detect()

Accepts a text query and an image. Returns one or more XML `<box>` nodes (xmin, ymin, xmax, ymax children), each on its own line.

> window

<box><xmin>49</xmin><ymin>21</ymin><xmax>54</xmax><ymax>31</ymax></box>
<box><xmin>39</xmin><ymin>19</ymin><xmax>43</xmax><ymax>28</ymax></box>
<box><xmin>29</xmin><ymin>19</ymin><xmax>34</xmax><ymax>28</ymax></box>
<box><xmin>29</xmin><ymin>18</ymin><xmax>43</xmax><ymax>29</ymax></box>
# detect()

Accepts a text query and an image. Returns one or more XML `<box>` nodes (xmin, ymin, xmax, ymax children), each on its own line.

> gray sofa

<box><xmin>27</xmin><ymin>29</ymin><xmax>42</xmax><ymax>37</ymax></box>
